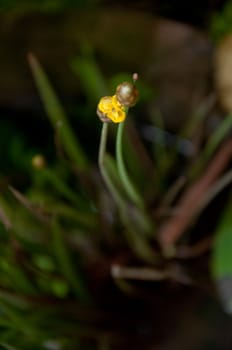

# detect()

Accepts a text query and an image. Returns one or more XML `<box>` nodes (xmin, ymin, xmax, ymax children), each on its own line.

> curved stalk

<box><xmin>98</xmin><ymin>122</ymin><xmax>156</xmax><ymax>262</ymax></box>
<box><xmin>98</xmin><ymin>123</ymin><xmax>123</xmax><ymax>206</ymax></box>
<box><xmin>116</xmin><ymin>121</ymin><xmax>144</xmax><ymax>209</ymax></box>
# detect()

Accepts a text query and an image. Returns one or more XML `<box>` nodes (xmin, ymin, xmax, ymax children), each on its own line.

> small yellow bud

<box><xmin>32</xmin><ymin>154</ymin><xmax>46</xmax><ymax>169</ymax></box>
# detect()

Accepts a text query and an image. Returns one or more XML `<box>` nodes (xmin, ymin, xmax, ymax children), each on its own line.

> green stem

<box><xmin>98</xmin><ymin>123</ymin><xmax>156</xmax><ymax>262</ymax></box>
<box><xmin>98</xmin><ymin>123</ymin><xmax>155</xmax><ymax>262</ymax></box>
<box><xmin>116</xmin><ymin>121</ymin><xmax>156</xmax><ymax>238</ymax></box>
<box><xmin>98</xmin><ymin>123</ymin><xmax>124</xmax><ymax>206</ymax></box>
<box><xmin>116</xmin><ymin>121</ymin><xmax>144</xmax><ymax>209</ymax></box>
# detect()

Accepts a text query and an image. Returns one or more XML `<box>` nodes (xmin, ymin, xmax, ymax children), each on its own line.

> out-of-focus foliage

<box><xmin>0</xmin><ymin>38</ymin><xmax>232</xmax><ymax>348</ymax></box>
<box><xmin>210</xmin><ymin>0</ymin><xmax>232</xmax><ymax>42</ymax></box>
<box><xmin>0</xmin><ymin>0</ymin><xmax>99</xmax><ymax>12</ymax></box>
<box><xmin>212</xmin><ymin>200</ymin><xmax>232</xmax><ymax>314</ymax></box>
<box><xmin>212</xmin><ymin>201</ymin><xmax>232</xmax><ymax>279</ymax></box>
<box><xmin>0</xmin><ymin>120</ymin><xmax>40</xmax><ymax>177</ymax></box>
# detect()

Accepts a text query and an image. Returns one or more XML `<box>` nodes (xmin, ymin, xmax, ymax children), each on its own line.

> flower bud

<box><xmin>97</xmin><ymin>95</ymin><xmax>126</xmax><ymax>123</ymax></box>
<box><xmin>116</xmin><ymin>82</ymin><xmax>139</xmax><ymax>107</ymax></box>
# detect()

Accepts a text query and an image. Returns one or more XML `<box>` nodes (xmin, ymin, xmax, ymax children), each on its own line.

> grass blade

<box><xmin>28</xmin><ymin>53</ymin><xmax>88</xmax><ymax>171</ymax></box>
<box><xmin>51</xmin><ymin>218</ymin><xmax>89</xmax><ymax>301</ymax></box>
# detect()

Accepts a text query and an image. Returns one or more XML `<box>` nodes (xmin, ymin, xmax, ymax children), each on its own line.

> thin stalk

<box><xmin>121</xmin><ymin>216</ymin><xmax>157</xmax><ymax>262</ymax></box>
<box><xmin>116</xmin><ymin>121</ymin><xmax>155</xmax><ymax>238</ymax></box>
<box><xmin>98</xmin><ymin>123</ymin><xmax>156</xmax><ymax>262</ymax></box>
<box><xmin>116</xmin><ymin>121</ymin><xmax>144</xmax><ymax>209</ymax></box>
<box><xmin>195</xmin><ymin>168</ymin><xmax>232</xmax><ymax>218</ymax></box>
<box><xmin>98</xmin><ymin>123</ymin><xmax>124</xmax><ymax>206</ymax></box>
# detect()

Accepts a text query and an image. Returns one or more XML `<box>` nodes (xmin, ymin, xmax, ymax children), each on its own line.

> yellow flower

<box><xmin>97</xmin><ymin>95</ymin><xmax>126</xmax><ymax>123</ymax></box>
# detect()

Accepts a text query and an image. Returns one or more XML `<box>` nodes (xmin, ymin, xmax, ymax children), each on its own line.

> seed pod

<box><xmin>116</xmin><ymin>82</ymin><xmax>139</xmax><ymax>107</ymax></box>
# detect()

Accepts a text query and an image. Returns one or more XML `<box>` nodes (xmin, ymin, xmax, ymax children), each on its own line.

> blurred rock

<box><xmin>148</xmin><ymin>19</ymin><xmax>212</xmax><ymax>129</ymax></box>
<box><xmin>214</xmin><ymin>34</ymin><xmax>232</xmax><ymax>113</ymax></box>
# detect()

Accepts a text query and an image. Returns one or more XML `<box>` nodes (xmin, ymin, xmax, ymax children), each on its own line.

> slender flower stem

<box><xmin>116</xmin><ymin>119</ymin><xmax>155</xmax><ymax>238</ymax></box>
<box><xmin>116</xmin><ymin>121</ymin><xmax>144</xmax><ymax>209</ymax></box>
<box><xmin>98</xmin><ymin>122</ymin><xmax>156</xmax><ymax>262</ymax></box>
<box><xmin>98</xmin><ymin>123</ymin><xmax>123</xmax><ymax>206</ymax></box>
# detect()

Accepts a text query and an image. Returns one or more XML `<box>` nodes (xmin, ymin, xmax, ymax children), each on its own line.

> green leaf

<box><xmin>51</xmin><ymin>218</ymin><xmax>89</xmax><ymax>300</ymax></box>
<box><xmin>212</xmin><ymin>201</ymin><xmax>232</xmax><ymax>278</ymax></box>
<box><xmin>28</xmin><ymin>53</ymin><xmax>88</xmax><ymax>171</ymax></box>
<box><xmin>204</xmin><ymin>114</ymin><xmax>232</xmax><ymax>161</ymax></box>
<box><xmin>71</xmin><ymin>51</ymin><xmax>108</xmax><ymax>103</ymax></box>
<box><xmin>190</xmin><ymin>113</ymin><xmax>232</xmax><ymax>178</ymax></box>
<box><xmin>212</xmin><ymin>204</ymin><xmax>232</xmax><ymax>313</ymax></box>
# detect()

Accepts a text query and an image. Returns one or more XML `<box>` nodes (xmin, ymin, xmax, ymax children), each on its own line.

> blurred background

<box><xmin>0</xmin><ymin>0</ymin><xmax>220</xmax><ymax>173</ymax></box>
<box><xmin>1</xmin><ymin>0</ymin><xmax>232</xmax><ymax>349</ymax></box>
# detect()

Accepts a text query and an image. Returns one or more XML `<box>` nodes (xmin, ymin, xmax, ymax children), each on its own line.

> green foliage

<box><xmin>212</xmin><ymin>199</ymin><xmax>232</xmax><ymax>314</ymax></box>
<box><xmin>210</xmin><ymin>0</ymin><xmax>232</xmax><ymax>42</ymax></box>
<box><xmin>71</xmin><ymin>49</ymin><xmax>108</xmax><ymax>104</ymax></box>
<box><xmin>1</xmin><ymin>50</ymin><xmax>232</xmax><ymax>348</ymax></box>
<box><xmin>0</xmin><ymin>0</ymin><xmax>98</xmax><ymax>12</ymax></box>
<box><xmin>212</xmin><ymin>200</ymin><xmax>232</xmax><ymax>278</ymax></box>
<box><xmin>0</xmin><ymin>121</ymin><xmax>35</xmax><ymax>175</ymax></box>
<box><xmin>29</xmin><ymin>53</ymin><xmax>88</xmax><ymax>171</ymax></box>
